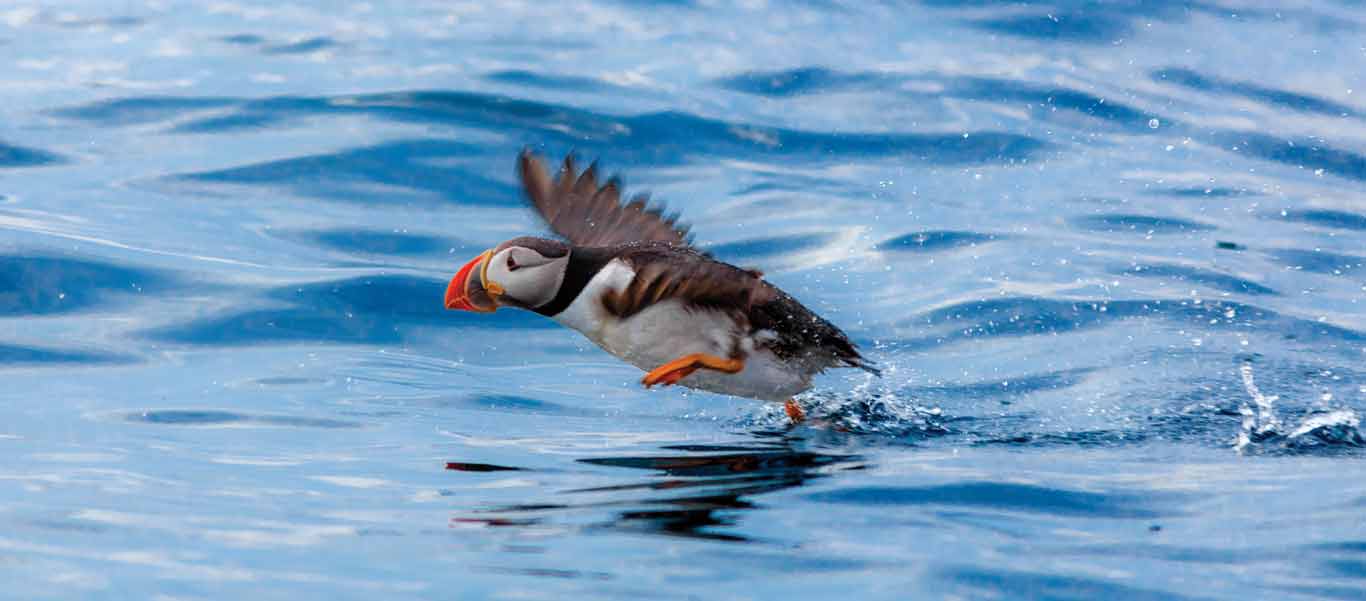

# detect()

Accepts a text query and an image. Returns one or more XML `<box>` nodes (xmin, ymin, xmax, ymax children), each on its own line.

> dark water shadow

<box><xmin>730</xmin><ymin>173</ymin><xmax>856</xmax><ymax>199</ymax></box>
<box><xmin>809</xmin><ymin>481</ymin><xmax>1176</xmax><ymax>519</ymax></box>
<box><xmin>1070</xmin><ymin>213</ymin><xmax>1215</xmax><ymax>233</ymax></box>
<box><xmin>1149</xmin><ymin>187</ymin><xmax>1256</xmax><ymax>198</ymax></box>
<box><xmin>1279</xmin><ymin>209</ymin><xmax>1366</xmax><ymax>232</ymax></box>
<box><xmin>177</xmin><ymin>139</ymin><xmax>520</xmax><ymax>207</ymax></box>
<box><xmin>58</xmin><ymin>90</ymin><xmax>1047</xmax><ymax>172</ymax></box>
<box><xmin>1313</xmin><ymin>541</ymin><xmax>1366</xmax><ymax>584</ymax></box>
<box><xmin>877</xmin><ymin>230</ymin><xmax>1000</xmax><ymax>253</ymax></box>
<box><xmin>262</xmin><ymin>36</ymin><xmax>340</xmax><ymax>55</ymax></box>
<box><xmin>903</xmin><ymin>367</ymin><xmax>1095</xmax><ymax>403</ymax></box>
<box><xmin>145</xmin><ymin>274</ymin><xmax>554</xmax><ymax>347</ymax></box>
<box><xmin>395</xmin><ymin>393</ymin><xmax>587</xmax><ymax>417</ymax></box>
<box><xmin>706</xmin><ymin>232</ymin><xmax>834</xmax><ymax>262</ymax></box>
<box><xmin>173</xmin><ymin>112</ymin><xmax>291</xmax><ymax>133</ymax></box>
<box><xmin>718</xmin><ymin>67</ymin><xmax>1161</xmax><ymax>132</ymax></box>
<box><xmin>939</xmin><ymin>566</ymin><xmax>1215</xmax><ymax>601</ymax></box>
<box><xmin>940</xmin><ymin>76</ymin><xmax>1160</xmax><ymax>132</ymax></box>
<box><xmin>947</xmin><ymin>1</ymin><xmax>1211</xmax><ymax>44</ymax></box>
<box><xmin>220</xmin><ymin>33</ymin><xmax>264</xmax><ymax>46</ymax></box>
<box><xmin>284</xmin><ymin>228</ymin><xmax>467</xmax><ymax>258</ymax></box>
<box><xmin>452</xmin><ymin>440</ymin><xmax>858</xmax><ymax>543</ymax></box>
<box><xmin>1269</xmin><ymin>249</ymin><xmax>1364</xmax><ymax>275</ymax></box>
<box><xmin>716</xmin><ymin>67</ymin><xmax>885</xmax><ymax>97</ymax></box>
<box><xmin>1212</xmin><ymin>131</ymin><xmax>1366</xmax><ymax>182</ymax></box>
<box><xmin>1154</xmin><ymin>67</ymin><xmax>1360</xmax><ymax>118</ymax></box>
<box><xmin>125</xmin><ymin>409</ymin><xmax>361</xmax><ymax>428</ymax></box>
<box><xmin>50</xmin><ymin>96</ymin><xmax>239</xmax><ymax>126</ymax></box>
<box><xmin>48</xmin><ymin>14</ymin><xmax>145</xmax><ymax>29</ymax></box>
<box><xmin>1</xmin><ymin>141</ymin><xmax>64</xmax><ymax>168</ymax></box>
<box><xmin>1115</xmin><ymin>263</ymin><xmax>1278</xmax><ymax>296</ymax></box>
<box><xmin>0</xmin><ymin>342</ymin><xmax>132</xmax><ymax>367</ymax></box>
<box><xmin>895</xmin><ymin>297</ymin><xmax>1365</xmax><ymax>353</ymax></box>
<box><xmin>484</xmin><ymin>70</ymin><xmax>625</xmax><ymax>94</ymax></box>
<box><xmin>0</xmin><ymin>254</ymin><xmax>173</xmax><ymax>316</ymax></box>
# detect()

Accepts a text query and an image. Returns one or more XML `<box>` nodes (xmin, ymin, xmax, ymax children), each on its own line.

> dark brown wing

<box><xmin>600</xmin><ymin>243</ymin><xmax>876</xmax><ymax>373</ymax></box>
<box><xmin>518</xmin><ymin>150</ymin><xmax>695</xmax><ymax>248</ymax></box>
<box><xmin>601</xmin><ymin>245</ymin><xmax>772</xmax><ymax>319</ymax></box>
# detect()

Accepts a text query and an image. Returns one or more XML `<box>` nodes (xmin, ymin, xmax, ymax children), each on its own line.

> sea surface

<box><xmin>2</xmin><ymin>1</ymin><xmax>1365</xmax><ymax>599</ymax></box>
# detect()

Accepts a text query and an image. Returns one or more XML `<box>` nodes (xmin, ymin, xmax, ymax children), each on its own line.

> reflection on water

<box><xmin>454</xmin><ymin>440</ymin><xmax>858</xmax><ymax>543</ymax></box>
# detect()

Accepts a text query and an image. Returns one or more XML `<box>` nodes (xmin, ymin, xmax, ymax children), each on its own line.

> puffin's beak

<box><xmin>444</xmin><ymin>249</ymin><xmax>500</xmax><ymax>312</ymax></box>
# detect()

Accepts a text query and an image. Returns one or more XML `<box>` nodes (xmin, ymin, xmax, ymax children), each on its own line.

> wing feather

<box><xmin>601</xmin><ymin>248</ymin><xmax>774</xmax><ymax>320</ymax></box>
<box><xmin>518</xmin><ymin>150</ymin><xmax>695</xmax><ymax>248</ymax></box>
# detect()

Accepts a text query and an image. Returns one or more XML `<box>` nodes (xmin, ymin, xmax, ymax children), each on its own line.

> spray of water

<box><xmin>742</xmin><ymin>361</ymin><xmax>948</xmax><ymax>437</ymax></box>
<box><xmin>1235</xmin><ymin>361</ymin><xmax>1363</xmax><ymax>453</ymax></box>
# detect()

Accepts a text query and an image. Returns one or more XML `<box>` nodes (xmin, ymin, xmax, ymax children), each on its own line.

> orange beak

<box><xmin>444</xmin><ymin>249</ymin><xmax>499</xmax><ymax>312</ymax></box>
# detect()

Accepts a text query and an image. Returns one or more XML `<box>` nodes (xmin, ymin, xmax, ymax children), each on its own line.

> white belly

<box><xmin>551</xmin><ymin>260</ymin><xmax>814</xmax><ymax>402</ymax></box>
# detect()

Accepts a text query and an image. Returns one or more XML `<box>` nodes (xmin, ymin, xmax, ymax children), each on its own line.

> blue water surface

<box><xmin>2</xmin><ymin>1</ymin><xmax>1365</xmax><ymax>599</ymax></box>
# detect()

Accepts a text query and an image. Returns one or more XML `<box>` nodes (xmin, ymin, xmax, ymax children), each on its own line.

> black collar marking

<box><xmin>533</xmin><ymin>247</ymin><xmax>616</xmax><ymax>317</ymax></box>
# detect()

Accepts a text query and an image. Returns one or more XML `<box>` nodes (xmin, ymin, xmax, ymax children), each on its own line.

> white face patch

<box><xmin>484</xmin><ymin>246</ymin><xmax>568</xmax><ymax>309</ymax></box>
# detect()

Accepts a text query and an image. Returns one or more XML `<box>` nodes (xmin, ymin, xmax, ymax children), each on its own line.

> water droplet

<box><xmin>1147</xmin><ymin>118</ymin><xmax>1160</xmax><ymax>129</ymax></box>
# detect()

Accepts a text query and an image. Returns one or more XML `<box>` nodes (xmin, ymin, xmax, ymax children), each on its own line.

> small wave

<box><xmin>143</xmin><ymin>274</ymin><xmax>554</xmax><ymax>347</ymax></box>
<box><xmin>125</xmin><ymin>409</ymin><xmax>362</xmax><ymax>428</ymax></box>
<box><xmin>1269</xmin><ymin>248</ymin><xmax>1364</xmax><ymax>276</ymax></box>
<box><xmin>284</xmin><ymin>228</ymin><xmax>467</xmax><ymax>258</ymax></box>
<box><xmin>261</xmin><ymin>36</ymin><xmax>340</xmax><ymax>55</ymax></box>
<box><xmin>809</xmin><ymin>481</ymin><xmax>1173</xmax><ymax>518</ymax></box>
<box><xmin>1071</xmin><ymin>213</ymin><xmax>1215</xmax><ymax>234</ymax></box>
<box><xmin>0</xmin><ymin>254</ymin><xmax>174</xmax><ymax>317</ymax></box>
<box><xmin>1117</xmin><ymin>263</ymin><xmax>1278</xmax><ymax>296</ymax></box>
<box><xmin>706</xmin><ymin>232</ymin><xmax>833</xmax><ymax>262</ymax></box>
<box><xmin>876</xmin><ymin>230</ymin><xmax>999</xmax><ymax>253</ymax></box>
<box><xmin>1154</xmin><ymin>67</ymin><xmax>1360</xmax><ymax>118</ymax></box>
<box><xmin>0</xmin><ymin>342</ymin><xmax>132</xmax><ymax>366</ymax></box>
<box><xmin>1279</xmin><ymin>209</ymin><xmax>1366</xmax><ymax>232</ymax></box>
<box><xmin>1</xmin><ymin>141</ymin><xmax>64</xmax><ymax>168</ymax></box>
<box><xmin>484</xmin><ymin>70</ymin><xmax>619</xmax><ymax>93</ymax></box>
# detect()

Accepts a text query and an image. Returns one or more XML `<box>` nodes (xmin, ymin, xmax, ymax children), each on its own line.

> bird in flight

<box><xmin>444</xmin><ymin>150</ymin><xmax>877</xmax><ymax>422</ymax></box>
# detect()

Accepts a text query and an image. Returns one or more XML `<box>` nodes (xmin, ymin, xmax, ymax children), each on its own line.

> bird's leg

<box><xmin>784</xmin><ymin>398</ymin><xmax>806</xmax><ymax>423</ymax></box>
<box><xmin>641</xmin><ymin>353</ymin><xmax>744</xmax><ymax>388</ymax></box>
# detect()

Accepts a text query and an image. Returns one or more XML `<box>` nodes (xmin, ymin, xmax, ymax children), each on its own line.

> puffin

<box><xmin>444</xmin><ymin>150</ymin><xmax>877</xmax><ymax>422</ymax></box>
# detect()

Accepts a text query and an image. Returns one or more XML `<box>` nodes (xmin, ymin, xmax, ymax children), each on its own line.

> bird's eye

<box><xmin>507</xmin><ymin>255</ymin><xmax>520</xmax><ymax>271</ymax></box>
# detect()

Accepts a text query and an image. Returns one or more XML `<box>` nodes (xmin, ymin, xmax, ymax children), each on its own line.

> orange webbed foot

<box><xmin>784</xmin><ymin>398</ymin><xmax>806</xmax><ymax>423</ymax></box>
<box><xmin>641</xmin><ymin>353</ymin><xmax>744</xmax><ymax>388</ymax></box>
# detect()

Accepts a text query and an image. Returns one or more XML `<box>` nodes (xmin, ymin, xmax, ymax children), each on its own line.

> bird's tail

<box><xmin>847</xmin><ymin>357</ymin><xmax>883</xmax><ymax>377</ymax></box>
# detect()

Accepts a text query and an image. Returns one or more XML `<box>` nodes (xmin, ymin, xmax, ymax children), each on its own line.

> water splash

<box><xmin>1235</xmin><ymin>362</ymin><xmax>1282</xmax><ymax>452</ymax></box>
<box><xmin>1285</xmin><ymin>410</ymin><xmax>1365</xmax><ymax>450</ymax></box>
<box><xmin>1235</xmin><ymin>362</ymin><xmax>1364</xmax><ymax>453</ymax></box>
<box><xmin>742</xmin><ymin>366</ymin><xmax>949</xmax><ymax>438</ymax></box>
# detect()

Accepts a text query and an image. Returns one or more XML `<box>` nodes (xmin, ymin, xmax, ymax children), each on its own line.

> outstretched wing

<box><xmin>517</xmin><ymin>150</ymin><xmax>695</xmax><ymax>248</ymax></box>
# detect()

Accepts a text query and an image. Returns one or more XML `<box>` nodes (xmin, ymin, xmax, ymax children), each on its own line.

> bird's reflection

<box><xmin>451</xmin><ymin>436</ymin><xmax>860</xmax><ymax>543</ymax></box>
